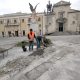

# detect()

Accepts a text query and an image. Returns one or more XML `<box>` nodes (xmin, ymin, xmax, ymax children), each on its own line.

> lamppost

<box><xmin>19</xmin><ymin>17</ymin><xmax>22</xmax><ymax>37</ymax></box>
<box><xmin>79</xmin><ymin>24</ymin><xmax>80</xmax><ymax>34</ymax></box>
<box><xmin>42</xmin><ymin>16</ymin><xmax>44</xmax><ymax>36</ymax></box>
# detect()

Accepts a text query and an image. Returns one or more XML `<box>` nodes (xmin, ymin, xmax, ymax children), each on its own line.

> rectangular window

<box><xmin>39</xmin><ymin>24</ymin><xmax>41</xmax><ymax>27</ymax></box>
<box><xmin>72</xmin><ymin>21</ymin><xmax>75</xmax><ymax>24</ymax></box>
<box><xmin>58</xmin><ymin>12</ymin><xmax>64</xmax><ymax>18</ymax></box>
<box><xmin>28</xmin><ymin>18</ymin><xmax>31</xmax><ymax>22</ymax></box>
<box><xmin>7</xmin><ymin>19</ymin><xmax>10</xmax><ymax>24</ymax></box>
<box><xmin>38</xmin><ymin>17</ymin><xmax>41</xmax><ymax>21</ymax></box>
<box><xmin>0</xmin><ymin>21</ymin><xmax>3</xmax><ymax>24</ymax></box>
<box><xmin>14</xmin><ymin>20</ymin><xmax>17</xmax><ymax>23</ymax></box>
<box><xmin>22</xmin><ymin>19</ymin><xmax>24</xmax><ymax>23</ymax></box>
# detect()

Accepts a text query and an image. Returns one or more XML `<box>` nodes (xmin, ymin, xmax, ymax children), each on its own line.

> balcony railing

<box><xmin>5</xmin><ymin>23</ymin><xmax>19</xmax><ymax>27</ymax></box>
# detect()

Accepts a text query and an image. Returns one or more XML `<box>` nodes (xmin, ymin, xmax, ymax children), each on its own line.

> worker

<box><xmin>27</xmin><ymin>29</ymin><xmax>36</xmax><ymax>51</ymax></box>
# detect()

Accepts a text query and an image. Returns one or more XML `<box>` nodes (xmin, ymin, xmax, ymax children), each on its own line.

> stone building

<box><xmin>44</xmin><ymin>0</ymin><xmax>80</xmax><ymax>34</ymax></box>
<box><xmin>0</xmin><ymin>0</ymin><xmax>80</xmax><ymax>37</ymax></box>
<box><xmin>0</xmin><ymin>12</ymin><xmax>44</xmax><ymax>37</ymax></box>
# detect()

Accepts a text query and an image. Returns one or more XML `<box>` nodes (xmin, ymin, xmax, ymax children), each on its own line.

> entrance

<box><xmin>2</xmin><ymin>32</ymin><xmax>4</xmax><ymax>37</ymax></box>
<box><xmin>23</xmin><ymin>30</ymin><xmax>25</xmax><ymax>36</ymax></box>
<box><xmin>8</xmin><ymin>31</ymin><xmax>11</xmax><ymax>37</ymax></box>
<box><xmin>15</xmin><ymin>31</ymin><xmax>18</xmax><ymax>36</ymax></box>
<box><xmin>59</xmin><ymin>23</ymin><xmax>63</xmax><ymax>32</ymax></box>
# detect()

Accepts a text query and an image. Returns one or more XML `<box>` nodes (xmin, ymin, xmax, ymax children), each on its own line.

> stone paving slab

<box><xmin>1</xmin><ymin>36</ymin><xmax>80</xmax><ymax>80</ymax></box>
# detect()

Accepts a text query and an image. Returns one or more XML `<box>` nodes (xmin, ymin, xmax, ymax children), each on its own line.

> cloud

<box><xmin>0</xmin><ymin>0</ymin><xmax>80</xmax><ymax>15</ymax></box>
<box><xmin>70</xmin><ymin>0</ymin><xmax>80</xmax><ymax>10</ymax></box>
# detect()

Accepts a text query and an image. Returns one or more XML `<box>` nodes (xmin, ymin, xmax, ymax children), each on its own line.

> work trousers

<box><xmin>36</xmin><ymin>36</ymin><xmax>42</xmax><ymax>49</ymax></box>
<box><xmin>29</xmin><ymin>41</ymin><xmax>34</xmax><ymax>51</ymax></box>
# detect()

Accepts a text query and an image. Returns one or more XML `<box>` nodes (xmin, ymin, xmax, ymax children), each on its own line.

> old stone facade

<box><xmin>0</xmin><ymin>0</ymin><xmax>80</xmax><ymax>37</ymax></box>
<box><xmin>45</xmin><ymin>1</ymin><xmax>80</xmax><ymax>34</ymax></box>
<box><xmin>0</xmin><ymin>12</ymin><xmax>44</xmax><ymax>37</ymax></box>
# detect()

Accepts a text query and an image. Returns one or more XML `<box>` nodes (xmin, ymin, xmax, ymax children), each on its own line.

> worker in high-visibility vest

<box><xmin>28</xmin><ymin>29</ymin><xmax>36</xmax><ymax>51</ymax></box>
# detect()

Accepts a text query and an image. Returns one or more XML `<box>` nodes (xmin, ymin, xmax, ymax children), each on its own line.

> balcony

<box><xmin>5</xmin><ymin>23</ymin><xmax>20</xmax><ymax>27</ymax></box>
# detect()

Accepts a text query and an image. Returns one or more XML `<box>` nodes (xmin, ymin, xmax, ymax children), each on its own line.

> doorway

<box><xmin>8</xmin><ymin>31</ymin><xmax>11</xmax><ymax>37</ymax></box>
<box><xmin>15</xmin><ymin>31</ymin><xmax>18</xmax><ymax>36</ymax></box>
<box><xmin>2</xmin><ymin>32</ymin><xmax>4</xmax><ymax>37</ymax></box>
<box><xmin>23</xmin><ymin>30</ymin><xmax>25</xmax><ymax>36</ymax></box>
<box><xmin>59</xmin><ymin>23</ymin><xmax>63</xmax><ymax>32</ymax></box>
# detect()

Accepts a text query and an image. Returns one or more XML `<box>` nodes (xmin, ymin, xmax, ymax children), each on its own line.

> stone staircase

<box><xmin>47</xmin><ymin>32</ymin><xmax>80</xmax><ymax>36</ymax></box>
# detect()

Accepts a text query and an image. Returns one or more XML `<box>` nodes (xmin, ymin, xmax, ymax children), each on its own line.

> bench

<box><xmin>0</xmin><ymin>48</ymin><xmax>9</xmax><ymax>58</ymax></box>
<box><xmin>0</xmin><ymin>44</ymin><xmax>16</xmax><ymax>58</ymax></box>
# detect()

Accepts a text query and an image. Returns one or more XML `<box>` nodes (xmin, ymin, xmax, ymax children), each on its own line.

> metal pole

<box><xmin>19</xmin><ymin>17</ymin><xmax>21</xmax><ymax>37</ymax></box>
<box><xmin>42</xmin><ymin>16</ymin><xmax>43</xmax><ymax>36</ymax></box>
<box><xmin>79</xmin><ymin>25</ymin><xmax>80</xmax><ymax>34</ymax></box>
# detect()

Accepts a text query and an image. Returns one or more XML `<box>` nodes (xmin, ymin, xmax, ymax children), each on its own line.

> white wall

<box><xmin>68</xmin><ymin>13</ymin><xmax>77</xmax><ymax>32</ymax></box>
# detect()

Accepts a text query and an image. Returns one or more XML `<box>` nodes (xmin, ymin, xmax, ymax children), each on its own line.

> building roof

<box><xmin>0</xmin><ymin>12</ymin><xmax>44</xmax><ymax>18</ymax></box>
<box><xmin>2</xmin><ymin>12</ymin><xmax>28</xmax><ymax>17</ymax></box>
<box><xmin>53</xmin><ymin>1</ymin><xmax>71</xmax><ymax>7</ymax></box>
<box><xmin>68</xmin><ymin>9</ymin><xmax>80</xmax><ymax>13</ymax></box>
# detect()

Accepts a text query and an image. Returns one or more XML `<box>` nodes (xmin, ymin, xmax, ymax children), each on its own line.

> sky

<box><xmin>0</xmin><ymin>0</ymin><xmax>80</xmax><ymax>15</ymax></box>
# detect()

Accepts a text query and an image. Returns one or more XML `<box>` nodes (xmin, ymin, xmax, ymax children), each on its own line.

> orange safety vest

<box><xmin>28</xmin><ymin>32</ymin><xmax>35</xmax><ymax>41</ymax></box>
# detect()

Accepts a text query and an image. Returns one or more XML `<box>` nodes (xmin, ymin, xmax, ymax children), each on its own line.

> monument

<box><xmin>47</xmin><ymin>1</ymin><xmax>53</xmax><ymax>14</ymax></box>
<box><xmin>29</xmin><ymin>3</ymin><xmax>39</xmax><ymax>33</ymax></box>
<box><xmin>45</xmin><ymin>1</ymin><xmax>53</xmax><ymax>34</ymax></box>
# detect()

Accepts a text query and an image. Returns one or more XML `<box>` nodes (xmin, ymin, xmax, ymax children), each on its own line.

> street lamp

<box><xmin>79</xmin><ymin>24</ymin><xmax>80</xmax><ymax>34</ymax></box>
